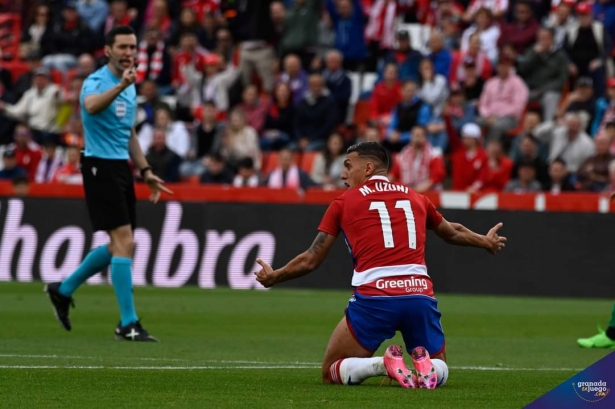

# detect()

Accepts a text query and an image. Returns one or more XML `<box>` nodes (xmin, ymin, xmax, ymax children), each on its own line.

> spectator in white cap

<box><xmin>451</xmin><ymin>122</ymin><xmax>488</xmax><ymax>191</ymax></box>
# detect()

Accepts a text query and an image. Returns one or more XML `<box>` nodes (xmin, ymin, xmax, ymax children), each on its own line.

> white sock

<box><xmin>330</xmin><ymin>357</ymin><xmax>386</xmax><ymax>385</ymax></box>
<box><xmin>432</xmin><ymin>359</ymin><xmax>449</xmax><ymax>387</ymax></box>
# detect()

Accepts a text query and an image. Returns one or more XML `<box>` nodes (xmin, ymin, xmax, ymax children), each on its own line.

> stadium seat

<box><xmin>348</xmin><ymin>72</ymin><xmax>361</xmax><ymax>105</ymax></box>
<box><xmin>50</xmin><ymin>70</ymin><xmax>63</xmax><ymax>86</ymax></box>
<box><xmin>397</xmin><ymin>22</ymin><xmax>431</xmax><ymax>54</ymax></box>
<box><xmin>353</xmin><ymin>100</ymin><xmax>372</xmax><ymax>131</ymax></box>
<box><xmin>65</xmin><ymin>68</ymin><xmax>80</xmax><ymax>87</ymax></box>
<box><xmin>0</xmin><ymin>14</ymin><xmax>21</xmax><ymax>61</ymax></box>
<box><xmin>161</xmin><ymin>95</ymin><xmax>177</xmax><ymax>110</ymax></box>
<box><xmin>3</xmin><ymin>60</ymin><xmax>29</xmax><ymax>82</ymax></box>
<box><xmin>504</xmin><ymin>106</ymin><xmax>528</xmax><ymax>138</ymax></box>
<box><xmin>361</xmin><ymin>72</ymin><xmax>378</xmax><ymax>98</ymax></box>
<box><xmin>300</xmin><ymin>152</ymin><xmax>318</xmax><ymax>174</ymax></box>
<box><xmin>261</xmin><ymin>152</ymin><xmax>279</xmax><ymax>175</ymax></box>
<box><xmin>346</xmin><ymin>71</ymin><xmax>361</xmax><ymax>123</ymax></box>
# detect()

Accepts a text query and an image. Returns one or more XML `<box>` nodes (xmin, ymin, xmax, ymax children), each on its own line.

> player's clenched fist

<box><xmin>254</xmin><ymin>258</ymin><xmax>276</xmax><ymax>288</ymax></box>
<box><xmin>120</xmin><ymin>66</ymin><xmax>136</xmax><ymax>89</ymax></box>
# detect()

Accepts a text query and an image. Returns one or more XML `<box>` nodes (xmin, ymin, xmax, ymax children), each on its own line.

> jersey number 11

<box><xmin>369</xmin><ymin>200</ymin><xmax>417</xmax><ymax>249</ymax></box>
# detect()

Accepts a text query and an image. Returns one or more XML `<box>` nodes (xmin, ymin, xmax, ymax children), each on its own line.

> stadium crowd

<box><xmin>1</xmin><ymin>0</ymin><xmax>615</xmax><ymax>194</ymax></box>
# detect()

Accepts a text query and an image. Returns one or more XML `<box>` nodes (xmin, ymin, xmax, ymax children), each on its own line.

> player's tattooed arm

<box><xmin>255</xmin><ymin>232</ymin><xmax>336</xmax><ymax>287</ymax></box>
<box><xmin>307</xmin><ymin>232</ymin><xmax>329</xmax><ymax>257</ymax></box>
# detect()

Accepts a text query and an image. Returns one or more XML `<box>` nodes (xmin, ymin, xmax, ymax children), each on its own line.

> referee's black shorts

<box><xmin>81</xmin><ymin>155</ymin><xmax>136</xmax><ymax>232</ymax></box>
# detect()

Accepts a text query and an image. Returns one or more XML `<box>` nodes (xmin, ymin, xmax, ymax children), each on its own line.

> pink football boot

<box><xmin>383</xmin><ymin>345</ymin><xmax>416</xmax><ymax>388</ymax></box>
<box><xmin>411</xmin><ymin>346</ymin><xmax>438</xmax><ymax>389</ymax></box>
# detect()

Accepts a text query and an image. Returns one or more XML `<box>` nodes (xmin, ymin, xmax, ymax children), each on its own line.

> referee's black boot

<box><xmin>44</xmin><ymin>282</ymin><xmax>74</xmax><ymax>331</ymax></box>
<box><xmin>115</xmin><ymin>321</ymin><xmax>159</xmax><ymax>342</ymax></box>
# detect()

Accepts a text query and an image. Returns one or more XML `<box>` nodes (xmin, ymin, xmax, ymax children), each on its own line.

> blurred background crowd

<box><xmin>1</xmin><ymin>0</ymin><xmax>615</xmax><ymax>195</ymax></box>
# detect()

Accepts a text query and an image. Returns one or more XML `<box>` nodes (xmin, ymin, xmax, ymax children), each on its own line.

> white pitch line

<box><xmin>0</xmin><ymin>365</ymin><xmax>319</xmax><ymax>370</ymax></box>
<box><xmin>0</xmin><ymin>354</ymin><xmax>319</xmax><ymax>365</ymax></box>
<box><xmin>450</xmin><ymin>366</ymin><xmax>582</xmax><ymax>372</ymax></box>
<box><xmin>0</xmin><ymin>364</ymin><xmax>582</xmax><ymax>372</ymax></box>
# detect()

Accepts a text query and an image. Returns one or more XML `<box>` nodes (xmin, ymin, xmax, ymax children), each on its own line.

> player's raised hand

<box><xmin>485</xmin><ymin>222</ymin><xmax>507</xmax><ymax>254</ymax></box>
<box><xmin>120</xmin><ymin>66</ymin><xmax>137</xmax><ymax>89</ymax></box>
<box><xmin>254</xmin><ymin>258</ymin><xmax>276</xmax><ymax>288</ymax></box>
<box><xmin>144</xmin><ymin>172</ymin><xmax>173</xmax><ymax>203</ymax></box>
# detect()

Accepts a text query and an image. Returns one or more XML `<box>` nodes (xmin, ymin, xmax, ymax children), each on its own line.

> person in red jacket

<box><xmin>451</xmin><ymin>122</ymin><xmax>488</xmax><ymax>191</ymax></box>
<box><xmin>7</xmin><ymin>124</ymin><xmax>42</xmax><ymax>181</ymax></box>
<box><xmin>479</xmin><ymin>139</ymin><xmax>513</xmax><ymax>192</ymax></box>
<box><xmin>390</xmin><ymin>125</ymin><xmax>446</xmax><ymax>192</ymax></box>
<box><xmin>370</xmin><ymin>62</ymin><xmax>402</xmax><ymax>126</ymax></box>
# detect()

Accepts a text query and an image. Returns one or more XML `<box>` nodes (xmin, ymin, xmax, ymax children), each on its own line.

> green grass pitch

<box><xmin>0</xmin><ymin>282</ymin><xmax>612</xmax><ymax>408</ymax></box>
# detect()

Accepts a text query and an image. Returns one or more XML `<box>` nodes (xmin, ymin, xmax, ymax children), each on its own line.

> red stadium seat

<box><xmin>300</xmin><ymin>152</ymin><xmax>317</xmax><ymax>174</ymax></box>
<box><xmin>50</xmin><ymin>70</ymin><xmax>63</xmax><ymax>85</ymax></box>
<box><xmin>261</xmin><ymin>152</ymin><xmax>279</xmax><ymax>176</ymax></box>
<box><xmin>0</xmin><ymin>14</ymin><xmax>21</xmax><ymax>61</ymax></box>
<box><xmin>3</xmin><ymin>60</ymin><xmax>29</xmax><ymax>82</ymax></box>
<box><xmin>65</xmin><ymin>68</ymin><xmax>80</xmax><ymax>86</ymax></box>
<box><xmin>504</xmin><ymin>105</ymin><xmax>527</xmax><ymax>138</ymax></box>
<box><xmin>353</xmin><ymin>100</ymin><xmax>372</xmax><ymax>132</ymax></box>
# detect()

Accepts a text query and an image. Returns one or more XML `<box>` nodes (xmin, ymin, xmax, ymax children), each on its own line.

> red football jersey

<box><xmin>318</xmin><ymin>176</ymin><xmax>443</xmax><ymax>297</ymax></box>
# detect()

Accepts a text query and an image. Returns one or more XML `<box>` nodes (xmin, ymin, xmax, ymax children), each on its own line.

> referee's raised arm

<box><xmin>83</xmin><ymin>43</ymin><xmax>137</xmax><ymax>115</ymax></box>
<box><xmin>83</xmin><ymin>68</ymin><xmax>136</xmax><ymax>115</ymax></box>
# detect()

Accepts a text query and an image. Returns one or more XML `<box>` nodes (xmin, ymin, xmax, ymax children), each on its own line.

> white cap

<box><xmin>461</xmin><ymin>123</ymin><xmax>482</xmax><ymax>139</ymax></box>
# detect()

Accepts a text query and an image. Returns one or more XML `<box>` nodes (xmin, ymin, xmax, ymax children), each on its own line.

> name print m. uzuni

<box><xmin>360</xmin><ymin>182</ymin><xmax>409</xmax><ymax>197</ymax></box>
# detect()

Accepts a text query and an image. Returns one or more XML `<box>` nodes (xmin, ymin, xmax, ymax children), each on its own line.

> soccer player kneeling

<box><xmin>255</xmin><ymin>142</ymin><xmax>507</xmax><ymax>388</ymax></box>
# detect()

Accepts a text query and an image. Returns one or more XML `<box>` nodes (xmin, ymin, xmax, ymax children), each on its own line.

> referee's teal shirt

<box><xmin>80</xmin><ymin>66</ymin><xmax>137</xmax><ymax>159</ymax></box>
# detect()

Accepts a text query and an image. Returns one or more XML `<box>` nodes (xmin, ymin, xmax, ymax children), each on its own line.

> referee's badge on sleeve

<box><xmin>116</xmin><ymin>101</ymin><xmax>127</xmax><ymax>118</ymax></box>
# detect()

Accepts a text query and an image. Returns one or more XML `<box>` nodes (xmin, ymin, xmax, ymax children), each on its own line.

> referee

<box><xmin>45</xmin><ymin>26</ymin><xmax>171</xmax><ymax>342</ymax></box>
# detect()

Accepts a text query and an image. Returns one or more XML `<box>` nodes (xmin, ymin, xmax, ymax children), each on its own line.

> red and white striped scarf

<box><xmin>136</xmin><ymin>40</ymin><xmax>165</xmax><ymax>83</ymax></box>
<box><xmin>268</xmin><ymin>165</ymin><xmax>300</xmax><ymax>189</ymax></box>
<box><xmin>365</xmin><ymin>0</ymin><xmax>397</xmax><ymax>50</ymax></box>
<box><xmin>397</xmin><ymin>144</ymin><xmax>436</xmax><ymax>188</ymax></box>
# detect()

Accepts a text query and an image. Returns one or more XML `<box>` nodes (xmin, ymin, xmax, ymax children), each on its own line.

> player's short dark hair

<box><xmin>202</xmin><ymin>100</ymin><xmax>217</xmax><ymax>108</ymax></box>
<box><xmin>606</xmin><ymin>121</ymin><xmax>615</xmax><ymax>129</ymax></box>
<box><xmin>347</xmin><ymin>141</ymin><xmax>390</xmax><ymax>171</ymax></box>
<box><xmin>106</xmin><ymin>25</ymin><xmax>136</xmax><ymax>47</ymax></box>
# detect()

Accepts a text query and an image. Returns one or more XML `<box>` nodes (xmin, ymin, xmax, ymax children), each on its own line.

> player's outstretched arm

<box><xmin>129</xmin><ymin>129</ymin><xmax>173</xmax><ymax>203</ymax></box>
<box><xmin>254</xmin><ymin>232</ymin><xmax>337</xmax><ymax>288</ymax></box>
<box><xmin>433</xmin><ymin>219</ymin><xmax>507</xmax><ymax>254</ymax></box>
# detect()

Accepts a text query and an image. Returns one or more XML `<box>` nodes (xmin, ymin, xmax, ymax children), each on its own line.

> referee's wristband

<box><xmin>140</xmin><ymin>166</ymin><xmax>152</xmax><ymax>179</ymax></box>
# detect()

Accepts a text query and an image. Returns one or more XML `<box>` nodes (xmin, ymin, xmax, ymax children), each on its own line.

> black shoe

<box><xmin>115</xmin><ymin>321</ymin><xmax>159</xmax><ymax>342</ymax></box>
<box><xmin>44</xmin><ymin>282</ymin><xmax>74</xmax><ymax>331</ymax></box>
